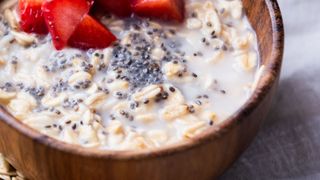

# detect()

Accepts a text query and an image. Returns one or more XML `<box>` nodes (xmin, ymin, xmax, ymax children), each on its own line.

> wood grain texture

<box><xmin>0</xmin><ymin>0</ymin><xmax>284</xmax><ymax>179</ymax></box>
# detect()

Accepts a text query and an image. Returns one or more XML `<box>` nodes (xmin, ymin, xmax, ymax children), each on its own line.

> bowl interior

<box><xmin>0</xmin><ymin>0</ymin><xmax>284</xmax><ymax>159</ymax></box>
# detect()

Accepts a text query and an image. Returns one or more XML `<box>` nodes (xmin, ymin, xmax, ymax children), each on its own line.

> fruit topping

<box><xmin>68</xmin><ymin>14</ymin><xmax>116</xmax><ymax>50</ymax></box>
<box><xmin>131</xmin><ymin>0</ymin><xmax>185</xmax><ymax>22</ymax></box>
<box><xmin>19</xmin><ymin>0</ymin><xmax>48</xmax><ymax>34</ymax></box>
<box><xmin>95</xmin><ymin>0</ymin><xmax>132</xmax><ymax>17</ymax></box>
<box><xmin>42</xmin><ymin>0</ymin><xmax>94</xmax><ymax>50</ymax></box>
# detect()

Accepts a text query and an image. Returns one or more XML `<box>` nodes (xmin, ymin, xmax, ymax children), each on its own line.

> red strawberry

<box><xmin>68</xmin><ymin>14</ymin><xmax>117</xmax><ymax>50</ymax></box>
<box><xmin>95</xmin><ymin>0</ymin><xmax>132</xmax><ymax>17</ymax></box>
<box><xmin>42</xmin><ymin>0</ymin><xmax>94</xmax><ymax>50</ymax></box>
<box><xmin>19</xmin><ymin>0</ymin><xmax>48</xmax><ymax>34</ymax></box>
<box><xmin>131</xmin><ymin>0</ymin><xmax>185</xmax><ymax>22</ymax></box>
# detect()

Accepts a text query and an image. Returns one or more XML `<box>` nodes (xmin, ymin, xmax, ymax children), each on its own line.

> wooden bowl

<box><xmin>0</xmin><ymin>0</ymin><xmax>284</xmax><ymax>179</ymax></box>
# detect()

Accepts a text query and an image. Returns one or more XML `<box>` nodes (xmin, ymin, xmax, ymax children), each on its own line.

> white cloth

<box><xmin>221</xmin><ymin>0</ymin><xmax>320</xmax><ymax>179</ymax></box>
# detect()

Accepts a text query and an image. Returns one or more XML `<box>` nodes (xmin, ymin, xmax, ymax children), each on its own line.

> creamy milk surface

<box><xmin>0</xmin><ymin>0</ymin><xmax>260</xmax><ymax>150</ymax></box>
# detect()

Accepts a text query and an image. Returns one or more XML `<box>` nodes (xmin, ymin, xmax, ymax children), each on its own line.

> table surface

<box><xmin>220</xmin><ymin>0</ymin><xmax>320</xmax><ymax>179</ymax></box>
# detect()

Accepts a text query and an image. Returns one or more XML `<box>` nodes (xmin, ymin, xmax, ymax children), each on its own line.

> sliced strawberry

<box><xmin>42</xmin><ymin>0</ymin><xmax>94</xmax><ymax>50</ymax></box>
<box><xmin>68</xmin><ymin>14</ymin><xmax>116</xmax><ymax>50</ymax></box>
<box><xmin>131</xmin><ymin>0</ymin><xmax>185</xmax><ymax>22</ymax></box>
<box><xmin>19</xmin><ymin>0</ymin><xmax>48</xmax><ymax>34</ymax></box>
<box><xmin>95</xmin><ymin>0</ymin><xmax>132</xmax><ymax>17</ymax></box>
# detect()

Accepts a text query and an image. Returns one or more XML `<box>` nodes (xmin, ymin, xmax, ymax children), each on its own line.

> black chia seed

<box><xmin>43</xmin><ymin>52</ymin><xmax>82</xmax><ymax>72</ymax></box>
<box><xmin>192</xmin><ymin>73</ymin><xmax>198</xmax><ymax>78</ymax></box>
<box><xmin>221</xmin><ymin>90</ymin><xmax>226</xmax><ymax>94</ymax></box>
<box><xmin>63</xmin><ymin>98</ymin><xmax>79</xmax><ymax>110</ymax></box>
<box><xmin>191</xmin><ymin>12</ymin><xmax>198</xmax><ymax>18</ymax></box>
<box><xmin>195</xmin><ymin>100</ymin><xmax>202</xmax><ymax>105</ymax></box>
<box><xmin>187</xmin><ymin>105</ymin><xmax>195</xmax><ymax>113</ymax></box>
<box><xmin>65</xmin><ymin>120</ymin><xmax>72</xmax><ymax>124</ymax></box>
<box><xmin>74</xmin><ymin>80</ymin><xmax>91</xmax><ymax>89</ymax></box>
<box><xmin>25</xmin><ymin>86</ymin><xmax>46</xmax><ymax>100</ymax></box>
<box><xmin>110</xmin><ymin>32</ymin><xmax>163</xmax><ymax>89</ymax></box>
<box><xmin>11</xmin><ymin>58</ymin><xmax>18</xmax><ymax>65</ymax></box>
<box><xmin>130</xmin><ymin>101</ymin><xmax>139</xmax><ymax>109</ymax></box>
<box><xmin>209</xmin><ymin>120</ymin><xmax>214</xmax><ymax>126</ymax></box>
<box><xmin>52</xmin><ymin>79</ymin><xmax>69</xmax><ymax>94</ymax></box>
<box><xmin>222</xmin><ymin>45</ymin><xmax>228</xmax><ymax>51</ymax></box>
<box><xmin>45</xmin><ymin>125</ymin><xmax>52</xmax><ymax>129</ymax></box>
<box><xmin>0</xmin><ymin>82</ymin><xmax>15</xmax><ymax>92</ymax></box>
<box><xmin>115</xmin><ymin>91</ymin><xmax>128</xmax><ymax>99</ymax></box>
<box><xmin>169</xmin><ymin>87</ymin><xmax>176</xmax><ymax>93</ymax></box>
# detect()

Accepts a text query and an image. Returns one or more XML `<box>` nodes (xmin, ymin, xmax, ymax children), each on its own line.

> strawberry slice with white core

<box><xmin>96</xmin><ymin>0</ymin><xmax>132</xmax><ymax>17</ymax></box>
<box><xmin>131</xmin><ymin>0</ymin><xmax>185</xmax><ymax>22</ymax></box>
<box><xmin>68</xmin><ymin>14</ymin><xmax>117</xmax><ymax>50</ymax></box>
<box><xmin>19</xmin><ymin>0</ymin><xmax>48</xmax><ymax>34</ymax></box>
<box><xmin>42</xmin><ymin>0</ymin><xmax>94</xmax><ymax>50</ymax></box>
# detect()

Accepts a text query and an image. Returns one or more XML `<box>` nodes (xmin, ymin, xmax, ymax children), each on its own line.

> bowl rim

<box><xmin>0</xmin><ymin>0</ymin><xmax>284</xmax><ymax>160</ymax></box>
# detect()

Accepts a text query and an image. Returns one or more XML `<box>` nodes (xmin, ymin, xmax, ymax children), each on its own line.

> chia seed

<box><xmin>130</xmin><ymin>101</ymin><xmax>139</xmax><ymax>109</ymax></box>
<box><xmin>169</xmin><ymin>87</ymin><xmax>176</xmax><ymax>93</ymax></box>
<box><xmin>195</xmin><ymin>100</ymin><xmax>202</xmax><ymax>105</ymax></box>
<box><xmin>209</xmin><ymin>120</ymin><xmax>214</xmax><ymax>126</ymax></box>
<box><xmin>187</xmin><ymin>105</ymin><xmax>195</xmax><ymax>113</ymax></box>
<box><xmin>63</xmin><ymin>98</ymin><xmax>79</xmax><ymax>110</ymax></box>
<box><xmin>0</xmin><ymin>82</ymin><xmax>15</xmax><ymax>92</ymax></box>
<box><xmin>55</xmin><ymin>110</ymin><xmax>61</xmax><ymax>115</ymax></box>
<box><xmin>52</xmin><ymin>80</ymin><xmax>69</xmax><ymax>94</ymax></box>
<box><xmin>74</xmin><ymin>80</ymin><xmax>91</xmax><ymax>89</ymax></box>
<box><xmin>115</xmin><ymin>91</ymin><xmax>127</xmax><ymax>99</ymax></box>
<box><xmin>9</xmin><ymin>55</ymin><xmax>18</xmax><ymax>63</ymax></box>
<box><xmin>111</xmin><ymin>35</ymin><xmax>163</xmax><ymax>88</ymax></box>
<box><xmin>16</xmin><ymin>83</ymin><xmax>24</xmax><ymax>90</ymax></box>
<box><xmin>81</xmin><ymin>61</ymin><xmax>93</xmax><ymax>72</ymax></box>
<box><xmin>169</xmin><ymin>29</ymin><xmax>176</xmax><ymax>35</ymax></box>
<box><xmin>192</xmin><ymin>73</ymin><xmax>198</xmax><ymax>78</ymax></box>
<box><xmin>25</xmin><ymin>86</ymin><xmax>45</xmax><ymax>99</ymax></box>
<box><xmin>45</xmin><ymin>125</ymin><xmax>52</xmax><ymax>129</ymax></box>
<box><xmin>110</xmin><ymin>114</ymin><xmax>116</xmax><ymax>120</ymax></box>
<box><xmin>44</xmin><ymin>52</ymin><xmax>80</xmax><ymax>72</ymax></box>
<box><xmin>222</xmin><ymin>45</ymin><xmax>228</xmax><ymax>51</ymax></box>
<box><xmin>65</xmin><ymin>120</ymin><xmax>72</xmax><ymax>124</ymax></box>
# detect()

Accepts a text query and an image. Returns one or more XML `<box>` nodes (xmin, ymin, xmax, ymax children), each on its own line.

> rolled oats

<box><xmin>11</xmin><ymin>31</ymin><xmax>36</xmax><ymax>46</ymax></box>
<box><xmin>132</xmin><ymin>84</ymin><xmax>162</xmax><ymax>102</ymax></box>
<box><xmin>3</xmin><ymin>9</ymin><xmax>17</xmax><ymax>30</ymax></box>
<box><xmin>161</xmin><ymin>104</ymin><xmax>188</xmax><ymax>121</ymax></box>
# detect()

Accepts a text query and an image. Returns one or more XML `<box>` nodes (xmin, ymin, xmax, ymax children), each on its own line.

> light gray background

<box><xmin>220</xmin><ymin>0</ymin><xmax>320</xmax><ymax>179</ymax></box>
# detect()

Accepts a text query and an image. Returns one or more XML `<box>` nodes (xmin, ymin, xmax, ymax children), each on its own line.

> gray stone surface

<box><xmin>220</xmin><ymin>0</ymin><xmax>320</xmax><ymax>179</ymax></box>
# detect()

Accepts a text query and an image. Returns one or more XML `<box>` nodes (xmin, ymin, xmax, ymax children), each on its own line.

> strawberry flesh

<box><xmin>68</xmin><ymin>14</ymin><xmax>117</xmax><ymax>50</ymax></box>
<box><xmin>95</xmin><ymin>0</ymin><xmax>132</xmax><ymax>17</ymax></box>
<box><xmin>131</xmin><ymin>0</ymin><xmax>185</xmax><ymax>22</ymax></box>
<box><xmin>19</xmin><ymin>0</ymin><xmax>48</xmax><ymax>34</ymax></box>
<box><xmin>42</xmin><ymin>0</ymin><xmax>94</xmax><ymax>50</ymax></box>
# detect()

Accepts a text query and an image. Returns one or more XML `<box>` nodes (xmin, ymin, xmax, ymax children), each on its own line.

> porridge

<box><xmin>0</xmin><ymin>0</ymin><xmax>261</xmax><ymax>150</ymax></box>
